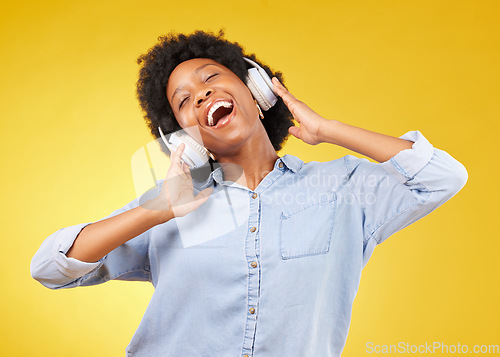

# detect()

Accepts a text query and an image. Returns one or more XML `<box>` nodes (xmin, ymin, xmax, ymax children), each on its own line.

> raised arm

<box><xmin>271</xmin><ymin>77</ymin><xmax>467</xmax><ymax>263</ymax></box>
<box><xmin>64</xmin><ymin>143</ymin><xmax>212</xmax><ymax>263</ymax></box>
<box><xmin>31</xmin><ymin>143</ymin><xmax>212</xmax><ymax>288</ymax></box>
<box><xmin>64</xmin><ymin>204</ymin><xmax>167</xmax><ymax>263</ymax></box>
<box><xmin>271</xmin><ymin>77</ymin><xmax>413</xmax><ymax>162</ymax></box>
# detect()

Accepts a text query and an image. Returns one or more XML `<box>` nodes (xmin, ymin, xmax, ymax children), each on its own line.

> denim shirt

<box><xmin>31</xmin><ymin>131</ymin><xmax>467</xmax><ymax>357</ymax></box>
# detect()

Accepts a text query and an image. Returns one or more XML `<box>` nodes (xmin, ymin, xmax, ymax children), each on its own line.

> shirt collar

<box><xmin>195</xmin><ymin>154</ymin><xmax>304</xmax><ymax>191</ymax></box>
<box><xmin>279</xmin><ymin>154</ymin><xmax>303</xmax><ymax>173</ymax></box>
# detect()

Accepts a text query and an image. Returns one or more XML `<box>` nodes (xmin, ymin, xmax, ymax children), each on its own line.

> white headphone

<box><xmin>158</xmin><ymin>57</ymin><xmax>278</xmax><ymax>168</ymax></box>
<box><xmin>243</xmin><ymin>57</ymin><xmax>278</xmax><ymax>111</ymax></box>
<box><xmin>158</xmin><ymin>127</ymin><xmax>209</xmax><ymax>169</ymax></box>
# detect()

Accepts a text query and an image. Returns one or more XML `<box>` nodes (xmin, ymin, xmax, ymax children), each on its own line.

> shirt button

<box><xmin>250</xmin><ymin>227</ymin><xmax>257</xmax><ymax>233</ymax></box>
<box><xmin>243</xmin><ymin>355</ymin><xmax>249</xmax><ymax>357</ymax></box>
<box><xmin>250</xmin><ymin>261</ymin><xmax>257</xmax><ymax>268</ymax></box>
<box><xmin>249</xmin><ymin>307</ymin><xmax>256</xmax><ymax>314</ymax></box>
<box><xmin>279</xmin><ymin>162</ymin><xmax>284</xmax><ymax>168</ymax></box>
<box><xmin>251</xmin><ymin>192</ymin><xmax>257</xmax><ymax>199</ymax></box>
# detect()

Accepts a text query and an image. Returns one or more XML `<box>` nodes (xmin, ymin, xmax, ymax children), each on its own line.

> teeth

<box><xmin>208</xmin><ymin>100</ymin><xmax>233</xmax><ymax>126</ymax></box>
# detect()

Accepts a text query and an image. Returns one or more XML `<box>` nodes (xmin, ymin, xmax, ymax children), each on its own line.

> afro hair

<box><xmin>135</xmin><ymin>29</ymin><xmax>294</xmax><ymax>152</ymax></box>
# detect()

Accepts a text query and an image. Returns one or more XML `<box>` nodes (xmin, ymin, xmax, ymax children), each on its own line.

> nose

<box><xmin>195</xmin><ymin>88</ymin><xmax>213</xmax><ymax>107</ymax></box>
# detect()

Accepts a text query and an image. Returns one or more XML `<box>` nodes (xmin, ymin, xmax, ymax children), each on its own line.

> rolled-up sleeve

<box><xmin>344</xmin><ymin>131</ymin><xmax>468</xmax><ymax>265</ymax></box>
<box><xmin>380</xmin><ymin>130</ymin><xmax>468</xmax><ymax>193</ymax></box>
<box><xmin>30</xmin><ymin>194</ymin><xmax>153</xmax><ymax>290</ymax></box>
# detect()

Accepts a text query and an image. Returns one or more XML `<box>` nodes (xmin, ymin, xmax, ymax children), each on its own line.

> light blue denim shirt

<box><xmin>31</xmin><ymin>131</ymin><xmax>467</xmax><ymax>357</ymax></box>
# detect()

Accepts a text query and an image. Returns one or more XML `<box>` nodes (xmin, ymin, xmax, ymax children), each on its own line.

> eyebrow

<box><xmin>170</xmin><ymin>63</ymin><xmax>222</xmax><ymax>103</ymax></box>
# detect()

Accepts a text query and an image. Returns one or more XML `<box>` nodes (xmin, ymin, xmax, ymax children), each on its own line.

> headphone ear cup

<box><xmin>245</xmin><ymin>72</ymin><xmax>272</xmax><ymax>111</ymax></box>
<box><xmin>158</xmin><ymin>127</ymin><xmax>209</xmax><ymax>169</ymax></box>
<box><xmin>173</xmin><ymin>131</ymin><xmax>209</xmax><ymax>168</ymax></box>
<box><xmin>244</xmin><ymin>60</ymin><xmax>278</xmax><ymax>111</ymax></box>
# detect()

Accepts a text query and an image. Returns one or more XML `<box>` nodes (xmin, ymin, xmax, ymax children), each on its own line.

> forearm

<box><xmin>66</xmin><ymin>203</ymin><xmax>172</xmax><ymax>263</ymax></box>
<box><xmin>318</xmin><ymin>119</ymin><xmax>414</xmax><ymax>163</ymax></box>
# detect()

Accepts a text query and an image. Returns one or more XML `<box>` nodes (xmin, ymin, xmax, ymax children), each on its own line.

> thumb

<box><xmin>288</xmin><ymin>126</ymin><xmax>301</xmax><ymax>139</ymax></box>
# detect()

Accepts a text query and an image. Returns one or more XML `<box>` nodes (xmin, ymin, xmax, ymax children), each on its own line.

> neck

<box><xmin>215</xmin><ymin>128</ymin><xmax>279</xmax><ymax>191</ymax></box>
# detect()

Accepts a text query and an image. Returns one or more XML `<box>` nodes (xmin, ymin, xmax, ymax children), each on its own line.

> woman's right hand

<box><xmin>142</xmin><ymin>143</ymin><xmax>213</xmax><ymax>224</ymax></box>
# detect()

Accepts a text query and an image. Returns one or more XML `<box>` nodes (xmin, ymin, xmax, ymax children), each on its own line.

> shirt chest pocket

<box><xmin>279</xmin><ymin>191</ymin><xmax>337</xmax><ymax>260</ymax></box>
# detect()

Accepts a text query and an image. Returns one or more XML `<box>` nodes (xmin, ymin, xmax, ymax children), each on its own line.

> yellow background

<box><xmin>1</xmin><ymin>0</ymin><xmax>498</xmax><ymax>356</ymax></box>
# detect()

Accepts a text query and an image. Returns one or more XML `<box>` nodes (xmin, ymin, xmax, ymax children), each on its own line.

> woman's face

<box><xmin>166</xmin><ymin>58</ymin><xmax>262</xmax><ymax>157</ymax></box>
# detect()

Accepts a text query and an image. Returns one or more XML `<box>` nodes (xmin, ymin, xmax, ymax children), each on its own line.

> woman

<box><xmin>31</xmin><ymin>30</ymin><xmax>467</xmax><ymax>356</ymax></box>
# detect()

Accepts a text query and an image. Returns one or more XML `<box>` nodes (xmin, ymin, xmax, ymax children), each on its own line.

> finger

<box><xmin>272</xmin><ymin>77</ymin><xmax>288</xmax><ymax>97</ymax></box>
<box><xmin>165</xmin><ymin>145</ymin><xmax>188</xmax><ymax>182</ymax></box>
<box><xmin>170</xmin><ymin>143</ymin><xmax>185</xmax><ymax>167</ymax></box>
<box><xmin>272</xmin><ymin>77</ymin><xmax>298</xmax><ymax>107</ymax></box>
<box><xmin>288</xmin><ymin>126</ymin><xmax>302</xmax><ymax>140</ymax></box>
<box><xmin>181</xmin><ymin>161</ymin><xmax>191</xmax><ymax>175</ymax></box>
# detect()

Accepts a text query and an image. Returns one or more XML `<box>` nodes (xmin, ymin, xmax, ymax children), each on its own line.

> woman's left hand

<box><xmin>272</xmin><ymin>77</ymin><xmax>329</xmax><ymax>145</ymax></box>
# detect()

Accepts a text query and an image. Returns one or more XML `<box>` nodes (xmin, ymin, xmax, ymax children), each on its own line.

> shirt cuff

<box><xmin>54</xmin><ymin>223</ymin><xmax>103</xmax><ymax>279</ymax></box>
<box><xmin>380</xmin><ymin>130</ymin><xmax>435</xmax><ymax>184</ymax></box>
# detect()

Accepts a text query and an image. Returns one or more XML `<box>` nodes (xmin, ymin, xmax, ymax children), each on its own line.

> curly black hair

<box><xmin>136</xmin><ymin>29</ymin><xmax>293</xmax><ymax>152</ymax></box>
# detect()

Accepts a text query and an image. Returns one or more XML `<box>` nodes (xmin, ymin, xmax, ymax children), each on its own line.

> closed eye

<box><xmin>205</xmin><ymin>73</ymin><xmax>219</xmax><ymax>81</ymax></box>
<box><xmin>179</xmin><ymin>96</ymin><xmax>188</xmax><ymax>109</ymax></box>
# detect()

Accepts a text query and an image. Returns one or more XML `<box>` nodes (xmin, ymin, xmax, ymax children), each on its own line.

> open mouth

<box><xmin>207</xmin><ymin>100</ymin><xmax>234</xmax><ymax>127</ymax></box>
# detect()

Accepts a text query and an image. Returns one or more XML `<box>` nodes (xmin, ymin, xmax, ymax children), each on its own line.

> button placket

<box><xmin>241</xmin><ymin>190</ymin><xmax>261</xmax><ymax>357</ymax></box>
